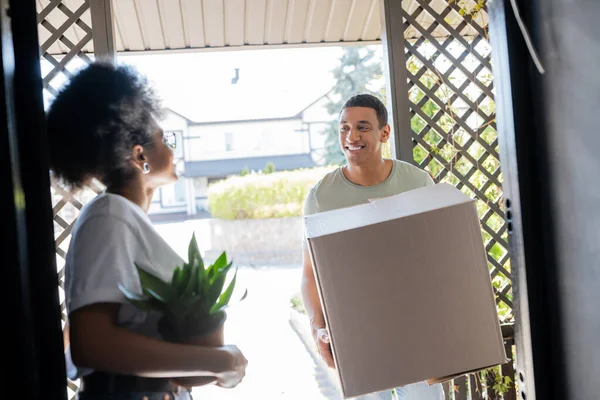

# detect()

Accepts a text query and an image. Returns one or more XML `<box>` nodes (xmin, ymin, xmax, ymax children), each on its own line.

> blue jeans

<box><xmin>352</xmin><ymin>382</ymin><xmax>445</xmax><ymax>400</ymax></box>
<box><xmin>77</xmin><ymin>390</ymin><xmax>192</xmax><ymax>400</ymax></box>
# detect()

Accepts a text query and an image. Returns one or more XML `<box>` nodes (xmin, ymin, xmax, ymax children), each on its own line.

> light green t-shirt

<box><xmin>302</xmin><ymin>159</ymin><xmax>434</xmax><ymax>246</ymax></box>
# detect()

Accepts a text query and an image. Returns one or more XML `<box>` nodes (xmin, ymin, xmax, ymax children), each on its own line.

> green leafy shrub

<box><xmin>208</xmin><ymin>166</ymin><xmax>336</xmax><ymax>220</ymax></box>
<box><xmin>289</xmin><ymin>292</ymin><xmax>306</xmax><ymax>314</ymax></box>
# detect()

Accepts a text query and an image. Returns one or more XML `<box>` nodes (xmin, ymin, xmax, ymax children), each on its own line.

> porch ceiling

<box><xmin>38</xmin><ymin>0</ymin><xmax>489</xmax><ymax>56</ymax></box>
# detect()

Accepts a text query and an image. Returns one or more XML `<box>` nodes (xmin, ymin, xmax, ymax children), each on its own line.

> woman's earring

<box><xmin>142</xmin><ymin>162</ymin><xmax>150</xmax><ymax>174</ymax></box>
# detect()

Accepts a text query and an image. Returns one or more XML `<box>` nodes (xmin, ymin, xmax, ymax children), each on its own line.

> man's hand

<box><xmin>314</xmin><ymin>328</ymin><xmax>335</xmax><ymax>369</ymax></box>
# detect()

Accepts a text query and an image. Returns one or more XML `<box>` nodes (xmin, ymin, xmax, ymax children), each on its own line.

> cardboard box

<box><xmin>304</xmin><ymin>183</ymin><xmax>507</xmax><ymax>399</ymax></box>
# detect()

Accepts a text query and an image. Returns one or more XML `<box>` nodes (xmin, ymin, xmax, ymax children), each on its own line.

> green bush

<box><xmin>289</xmin><ymin>292</ymin><xmax>306</xmax><ymax>314</ymax></box>
<box><xmin>208</xmin><ymin>166</ymin><xmax>337</xmax><ymax>220</ymax></box>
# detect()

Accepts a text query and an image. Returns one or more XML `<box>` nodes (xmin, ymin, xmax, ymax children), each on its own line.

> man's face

<box><xmin>339</xmin><ymin>106</ymin><xmax>390</xmax><ymax>166</ymax></box>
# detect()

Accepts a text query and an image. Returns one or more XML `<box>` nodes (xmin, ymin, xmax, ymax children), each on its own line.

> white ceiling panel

<box><xmin>284</xmin><ymin>0</ymin><xmax>310</xmax><ymax>44</ymax></box>
<box><xmin>203</xmin><ymin>0</ymin><xmax>226</xmax><ymax>47</ymax></box>
<box><xmin>265</xmin><ymin>0</ymin><xmax>289</xmax><ymax>45</ymax></box>
<box><xmin>36</xmin><ymin>0</ymin><xmax>487</xmax><ymax>56</ymax></box>
<box><xmin>344</xmin><ymin>0</ymin><xmax>376</xmax><ymax>42</ymax></box>
<box><xmin>181</xmin><ymin>0</ymin><xmax>206</xmax><ymax>48</ymax></box>
<box><xmin>224</xmin><ymin>0</ymin><xmax>246</xmax><ymax>46</ymax></box>
<box><xmin>324</xmin><ymin>0</ymin><xmax>353</xmax><ymax>42</ymax></box>
<box><xmin>158</xmin><ymin>0</ymin><xmax>187</xmax><ymax>49</ymax></box>
<box><xmin>135</xmin><ymin>0</ymin><xmax>166</xmax><ymax>50</ymax></box>
<box><xmin>245</xmin><ymin>0</ymin><xmax>267</xmax><ymax>44</ymax></box>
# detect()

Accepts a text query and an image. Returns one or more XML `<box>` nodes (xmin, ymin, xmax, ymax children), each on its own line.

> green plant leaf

<box><xmin>170</xmin><ymin>267</ymin><xmax>184</xmax><ymax>298</ymax></box>
<box><xmin>135</xmin><ymin>263</ymin><xmax>171</xmax><ymax>301</ymax></box>
<box><xmin>210</xmin><ymin>268</ymin><xmax>238</xmax><ymax>314</ymax></box>
<box><xmin>207</xmin><ymin>252</ymin><xmax>228</xmax><ymax>282</ymax></box>
<box><xmin>238</xmin><ymin>287</ymin><xmax>248</xmax><ymax>302</ymax></box>
<box><xmin>118</xmin><ymin>283</ymin><xmax>146</xmax><ymax>302</ymax></box>
<box><xmin>206</xmin><ymin>270</ymin><xmax>228</xmax><ymax>307</ymax></box>
<box><xmin>211</xmin><ymin>262</ymin><xmax>233</xmax><ymax>287</ymax></box>
<box><xmin>181</xmin><ymin>265</ymin><xmax>198</xmax><ymax>301</ymax></box>
<box><xmin>188</xmin><ymin>232</ymin><xmax>204</xmax><ymax>270</ymax></box>
<box><xmin>121</xmin><ymin>233</ymin><xmax>250</xmax><ymax>338</ymax></box>
<box><xmin>180</xmin><ymin>262</ymin><xmax>192</xmax><ymax>292</ymax></box>
<box><xmin>195</xmin><ymin>260</ymin><xmax>205</xmax><ymax>295</ymax></box>
<box><xmin>171</xmin><ymin>266</ymin><xmax>182</xmax><ymax>286</ymax></box>
<box><xmin>143</xmin><ymin>286</ymin><xmax>167</xmax><ymax>305</ymax></box>
<box><xmin>119</xmin><ymin>283</ymin><xmax>166</xmax><ymax>311</ymax></box>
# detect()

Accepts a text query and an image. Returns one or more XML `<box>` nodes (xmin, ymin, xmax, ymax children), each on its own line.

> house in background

<box><xmin>149</xmin><ymin>85</ymin><xmax>335</xmax><ymax>222</ymax></box>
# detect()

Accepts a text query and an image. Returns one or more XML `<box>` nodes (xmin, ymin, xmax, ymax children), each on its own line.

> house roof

<box><xmin>166</xmin><ymin>85</ymin><xmax>332</xmax><ymax>124</ymax></box>
<box><xmin>184</xmin><ymin>153</ymin><xmax>316</xmax><ymax>178</ymax></box>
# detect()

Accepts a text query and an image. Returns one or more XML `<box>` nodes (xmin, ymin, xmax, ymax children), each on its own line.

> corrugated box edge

<box><xmin>305</xmin><ymin>236</ymin><xmax>348</xmax><ymax>395</ymax></box>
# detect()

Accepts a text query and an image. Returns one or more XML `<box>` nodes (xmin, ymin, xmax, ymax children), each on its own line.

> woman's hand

<box><xmin>171</xmin><ymin>344</ymin><xmax>248</xmax><ymax>389</ymax></box>
<box><xmin>170</xmin><ymin>376</ymin><xmax>217</xmax><ymax>388</ymax></box>
<box><xmin>214</xmin><ymin>345</ymin><xmax>248</xmax><ymax>388</ymax></box>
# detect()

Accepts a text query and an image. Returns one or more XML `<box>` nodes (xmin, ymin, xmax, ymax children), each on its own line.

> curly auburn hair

<box><xmin>46</xmin><ymin>61</ymin><xmax>163</xmax><ymax>191</ymax></box>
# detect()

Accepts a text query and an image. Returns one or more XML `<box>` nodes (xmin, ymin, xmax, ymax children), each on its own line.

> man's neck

<box><xmin>343</xmin><ymin>158</ymin><xmax>392</xmax><ymax>187</ymax></box>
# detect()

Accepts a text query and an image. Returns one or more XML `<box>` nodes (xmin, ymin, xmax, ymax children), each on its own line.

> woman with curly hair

<box><xmin>48</xmin><ymin>61</ymin><xmax>247</xmax><ymax>400</ymax></box>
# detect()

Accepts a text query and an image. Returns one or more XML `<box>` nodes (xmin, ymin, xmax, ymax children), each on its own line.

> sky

<box><xmin>120</xmin><ymin>46</ymin><xmax>345</xmax><ymax>122</ymax></box>
<box><xmin>41</xmin><ymin>44</ymin><xmax>384</xmax><ymax>119</ymax></box>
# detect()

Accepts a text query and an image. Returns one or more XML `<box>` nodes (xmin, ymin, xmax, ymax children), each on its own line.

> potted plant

<box><xmin>118</xmin><ymin>232</ymin><xmax>246</xmax><ymax>347</ymax></box>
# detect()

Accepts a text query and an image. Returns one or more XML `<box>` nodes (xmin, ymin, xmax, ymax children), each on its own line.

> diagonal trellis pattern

<box><xmin>36</xmin><ymin>1</ymin><xmax>99</xmax><ymax>398</ymax></box>
<box><xmin>38</xmin><ymin>0</ymin><xmax>94</xmax><ymax>100</ymax></box>
<box><xmin>403</xmin><ymin>0</ymin><xmax>512</xmax><ymax>323</ymax></box>
<box><xmin>401</xmin><ymin>2</ymin><xmax>515</xmax><ymax>397</ymax></box>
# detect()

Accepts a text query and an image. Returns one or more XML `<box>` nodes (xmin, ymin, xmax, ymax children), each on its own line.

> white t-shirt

<box><xmin>64</xmin><ymin>192</ymin><xmax>184</xmax><ymax>379</ymax></box>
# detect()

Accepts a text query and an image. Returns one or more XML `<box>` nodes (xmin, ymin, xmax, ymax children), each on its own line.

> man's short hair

<box><xmin>341</xmin><ymin>93</ymin><xmax>388</xmax><ymax>129</ymax></box>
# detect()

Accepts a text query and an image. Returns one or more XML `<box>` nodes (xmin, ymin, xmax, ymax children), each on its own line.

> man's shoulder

<box><xmin>392</xmin><ymin>159</ymin><xmax>428</xmax><ymax>174</ymax></box>
<box><xmin>391</xmin><ymin>159</ymin><xmax>434</xmax><ymax>181</ymax></box>
<box><xmin>307</xmin><ymin>166</ymin><xmax>342</xmax><ymax>195</ymax></box>
<box><xmin>303</xmin><ymin>167</ymin><xmax>343</xmax><ymax>215</ymax></box>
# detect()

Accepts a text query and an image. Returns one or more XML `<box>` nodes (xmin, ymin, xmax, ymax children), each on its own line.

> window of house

<box><xmin>160</xmin><ymin>179</ymin><xmax>186</xmax><ymax>207</ymax></box>
<box><xmin>225</xmin><ymin>132</ymin><xmax>233</xmax><ymax>152</ymax></box>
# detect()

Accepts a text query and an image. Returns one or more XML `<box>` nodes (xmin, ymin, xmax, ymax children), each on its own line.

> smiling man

<box><xmin>300</xmin><ymin>94</ymin><xmax>444</xmax><ymax>400</ymax></box>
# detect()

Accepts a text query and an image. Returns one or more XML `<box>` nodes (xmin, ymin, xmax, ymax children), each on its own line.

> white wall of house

<box><xmin>150</xmin><ymin>111</ymin><xmax>190</xmax><ymax>215</ymax></box>
<box><xmin>193</xmin><ymin>177</ymin><xmax>209</xmax><ymax>212</ymax></box>
<box><xmin>302</xmin><ymin>96</ymin><xmax>336</xmax><ymax>165</ymax></box>
<box><xmin>149</xmin><ymin>178</ymin><xmax>187</xmax><ymax>214</ymax></box>
<box><xmin>302</xmin><ymin>95</ymin><xmax>334</xmax><ymax>123</ymax></box>
<box><xmin>150</xmin><ymin>98</ymin><xmax>334</xmax><ymax>218</ymax></box>
<box><xmin>159</xmin><ymin>110</ymin><xmax>189</xmax><ymax>132</ymax></box>
<box><xmin>184</xmin><ymin>118</ymin><xmax>308</xmax><ymax>161</ymax></box>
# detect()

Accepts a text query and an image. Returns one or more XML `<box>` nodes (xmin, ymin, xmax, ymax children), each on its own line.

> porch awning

<box><xmin>38</xmin><ymin>0</ymin><xmax>489</xmax><ymax>56</ymax></box>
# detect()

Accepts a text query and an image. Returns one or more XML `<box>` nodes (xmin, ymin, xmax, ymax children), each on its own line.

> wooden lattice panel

<box><xmin>403</xmin><ymin>0</ymin><xmax>513</xmax><ymax>323</ymax></box>
<box><xmin>38</xmin><ymin>0</ymin><xmax>95</xmax><ymax>101</ymax></box>
<box><xmin>402</xmin><ymin>1</ymin><xmax>515</xmax><ymax>397</ymax></box>
<box><xmin>37</xmin><ymin>1</ymin><xmax>97</xmax><ymax>398</ymax></box>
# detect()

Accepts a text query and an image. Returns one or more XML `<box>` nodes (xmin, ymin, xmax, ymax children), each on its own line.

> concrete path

<box><xmin>154</xmin><ymin>220</ymin><xmax>341</xmax><ymax>400</ymax></box>
<box><xmin>191</xmin><ymin>267</ymin><xmax>340</xmax><ymax>400</ymax></box>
